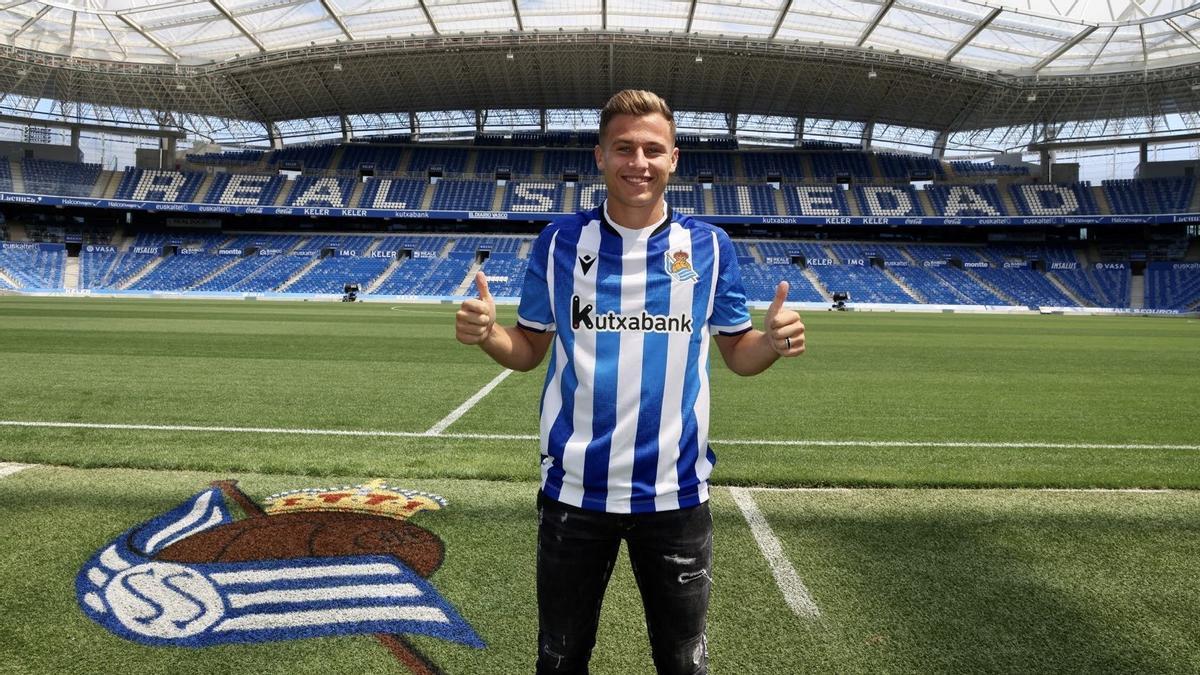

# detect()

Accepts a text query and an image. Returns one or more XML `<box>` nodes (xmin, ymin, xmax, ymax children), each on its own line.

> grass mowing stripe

<box><xmin>424</xmin><ymin>369</ymin><xmax>514</xmax><ymax>435</ymax></box>
<box><xmin>2</xmin><ymin>420</ymin><xmax>1198</xmax><ymax>451</ymax></box>
<box><xmin>0</xmin><ymin>462</ymin><xmax>36</xmax><ymax>478</ymax></box>
<box><xmin>728</xmin><ymin>486</ymin><xmax>821</xmax><ymax>619</ymax></box>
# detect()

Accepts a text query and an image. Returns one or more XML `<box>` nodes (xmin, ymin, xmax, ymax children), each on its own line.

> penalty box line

<box><xmin>0</xmin><ymin>420</ymin><xmax>1197</xmax><ymax>452</ymax></box>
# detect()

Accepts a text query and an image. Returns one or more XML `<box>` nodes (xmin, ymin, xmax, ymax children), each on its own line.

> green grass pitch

<box><xmin>0</xmin><ymin>296</ymin><xmax>1197</xmax><ymax>673</ymax></box>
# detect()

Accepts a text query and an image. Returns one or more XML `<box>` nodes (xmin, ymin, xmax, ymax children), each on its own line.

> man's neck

<box><xmin>603</xmin><ymin>200</ymin><xmax>667</xmax><ymax>230</ymax></box>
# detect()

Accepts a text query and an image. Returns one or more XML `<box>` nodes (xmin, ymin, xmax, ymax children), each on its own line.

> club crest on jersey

<box><xmin>665</xmin><ymin>249</ymin><xmax>699</xmax><ymax>283</ymax></box>
<box><xmin>75</xmin><ymin>479</ymin><xmax>482</xmax><ymax>671</ymax></box>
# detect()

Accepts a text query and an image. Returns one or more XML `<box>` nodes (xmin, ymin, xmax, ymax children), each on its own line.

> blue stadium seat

<box><xmin>360</xmin><ymin>178</ymin><xmax>427</xmax><ymax>210</ymax></box>
<box><xmin>503</xmin><ymin>182</ymin><xmax>564</xmax><ymax>213</ymax></box>
<box><xmin>204</xmin><ymin>173</ymin><xmax>287</xmax><ymax>206</ymax></box>
<box><xmin>1144</xmin><ymin>262</ymin><xmax>1200</xmax><ymax>310</ymax></box>
<box><xmin>474</xmin><ymin>149</ymin><xmax>534</xmax><ymax>177</ymax></box>
<box><xmin>854</xmin><ymin>185</ymin><xmax>925</xmax><ymax>216</ymax></box>
<box><xmin>543</xmin><ymin>150</ymin><xmax>600</xmax><ymax>179</ymax></box>
<box><xmin>712</xmin><ymin>184</ymin><xmax>777</xmax><ymax>215</ymax></box>
<box><xmin>22</xmin><ymin>159</ymin><xmax>102</xmax><ymax>197</ymax></box>
<box><xmin>115</xmin><ymin>169</ymin><xmax>206</xmax><ymax>202</ymax></box>
<box><xmin>1009</xmin><ymin>182</ymin><xmax>1099</xmax><ymax>216</ymax></box>
<box><xmin>338</xmin><ymin>144</ymin><xmax>404</xmax><ymax>173</ymax></box>
<box><xmin>740</xmin><ymin>152</ymin><xmax>804</xmax><ymax>180</ymax></box>
<box><xmin>430</xmin><ymin>180</ymin><xmax>496</xmax><ymax>211</ymax></box>
<box><xmin>925</xmin><ymin>184</ymin><xmax>1007</xmax><ymax>216</ymax></box>
<box><xmin>781</xmin><ymin>185</ymin><xmax>851</xmax><ymax>216</ymax></box>
<box><xmin>409</xmin><ymin>147</ymin><xmax>469</xmax><ymax>175</ymax></box>
<box><xmin>285</xmin><ymin>176</ymin><xmax>356</xmax><ymax>207</ymax></box>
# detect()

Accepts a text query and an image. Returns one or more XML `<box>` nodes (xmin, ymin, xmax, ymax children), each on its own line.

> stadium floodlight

<box><xmin>1026</xmin><ymin>92</ymin><xmax>1037</xmax><ymax>102</ymax></box>
<box><xmin>695</xmin><ymin>53</ymin><xmax>703</xmax><ymax>63</ymax></box>
<box><xmin>506</xmin><ymin>51</ymin><xmax>513</xmax><ymax>60</ymax></box>
<box><xmin>175</xmin><ymin>83</ymin><xmax>186</xmax><ymax>91</ymax></box>
<box><xmin>868</xmin><ymin>68</ymin><xmax>877</xmax><ymax>79</ymax></box>
<box><xmin>333</xmin><ymin>61</ymin><xmax>342</xmax><ymax>71</ymax></box>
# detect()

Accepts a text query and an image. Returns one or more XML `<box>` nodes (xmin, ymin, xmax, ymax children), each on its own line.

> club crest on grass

<box><xmin>75</xmin><ymin>479</ymin><xmax>482</xmax><ymax>672</ymax></box>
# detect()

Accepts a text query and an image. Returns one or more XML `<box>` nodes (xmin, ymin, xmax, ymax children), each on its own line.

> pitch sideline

<box><xmin>1</xmin><ymin>420</ymin><xmax>1197</xmax><ymax>452</ymax></box>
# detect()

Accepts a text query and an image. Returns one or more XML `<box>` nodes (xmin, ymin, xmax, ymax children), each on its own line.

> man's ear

<box><xmin>594</xmin><ymin>144</ymin><xmax>604</xmax><ymax>172</ymax></box>
<box><xmin>670</xmin><ymin>146</ymin><xmax>679</xmax><ymax>174</ymax></box>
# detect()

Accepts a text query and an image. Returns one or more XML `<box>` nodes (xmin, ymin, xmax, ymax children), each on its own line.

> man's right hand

<box><xmin>456</xmin><ymin>271</ymin><xmax>496</xmax><ymax>345</ymax></box>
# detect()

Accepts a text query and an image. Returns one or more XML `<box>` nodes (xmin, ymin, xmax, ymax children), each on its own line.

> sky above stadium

<box><xmin>1</xmin><ymin>0</ymin><xmax>1197</xmax><ymax>73</ymax></box>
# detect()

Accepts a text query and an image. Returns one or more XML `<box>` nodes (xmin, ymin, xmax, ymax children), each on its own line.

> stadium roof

<box><xmin>0</xmin><ymin>0</ymin><xmax>1198</xmax><ymax>141</ymax></box>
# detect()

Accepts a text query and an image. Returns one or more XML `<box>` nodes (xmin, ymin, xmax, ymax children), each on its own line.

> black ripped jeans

<box><xmin>535</xmin><ymin>491</ymin><xmax>712</xmax><ymax>675</ymax></box>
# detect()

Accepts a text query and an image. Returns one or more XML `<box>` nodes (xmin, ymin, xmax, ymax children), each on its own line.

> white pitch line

<box><xmin>424</xmin><ymin>368</ymin><xmax>514</xmax><ymax>435</ymax></box>
<box><xmin>0</xmin><ymin>462</ymin><xmax>36</xmax><ymax>479</ymax></box>
<box><xmin>729</xmin><ymin>486</ymin><xmax>820</xmax><ymax>619</ymax></box>
<box><xmin>0</xmin><ymin>420</ymin><xmax>1196</xmax><ymax>452</ymax></box>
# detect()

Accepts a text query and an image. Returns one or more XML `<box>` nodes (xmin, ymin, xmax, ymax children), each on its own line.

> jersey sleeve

<box><xmin>709</xmin><ymin>230</ymin><xmax>752</xmax><ymax>336</ymax></box>
<box><xmin>516</xmin><ymin>227</ymin><xmax>556</xmax><ymax>333</ymax></box>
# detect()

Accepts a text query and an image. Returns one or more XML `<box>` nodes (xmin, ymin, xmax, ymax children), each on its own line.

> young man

<box><xmin>456</xmin><ymin>90</ymin><xmax>805</xmax><ymax>674</ymax></box>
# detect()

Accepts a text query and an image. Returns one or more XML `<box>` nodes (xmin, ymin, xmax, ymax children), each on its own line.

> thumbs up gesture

<box><xmin>456</xmin><ymin>271</ymin><xmax>497</xmax><ymax>346</ymax></box>
<box><xmin>765</xmin><ymin>281</ymin><xmax>805</xmax><ymax>357</ymax></box>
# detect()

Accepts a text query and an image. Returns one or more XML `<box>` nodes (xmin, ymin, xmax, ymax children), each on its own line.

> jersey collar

<box><xmin>601</xmin><ymin>199</ymin><xmax>673</xmax><ymax>240</ymax></box>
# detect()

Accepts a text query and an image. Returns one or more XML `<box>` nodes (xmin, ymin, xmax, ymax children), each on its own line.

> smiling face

<box><xmin>594</xmin><ymin>112</ymin><xmax>679</xmax><ymax>228</ymax></box>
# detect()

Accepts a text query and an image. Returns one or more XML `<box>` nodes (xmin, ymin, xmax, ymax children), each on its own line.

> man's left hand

<box><xmin>765</xmin><ymin>281</ymin><xmax>805</xmax><ymax>357</ymax></box>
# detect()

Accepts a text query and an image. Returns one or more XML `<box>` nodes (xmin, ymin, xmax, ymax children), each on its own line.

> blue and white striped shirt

<box><xmin>517</xmin><ymin>202</ymin><xmax>753</xmax><ymax>514</ymax></box>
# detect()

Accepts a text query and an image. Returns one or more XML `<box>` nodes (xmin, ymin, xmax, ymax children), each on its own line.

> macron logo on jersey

<box><xmin>571</xmin><ymin>295</ymin><xmax>693</xmax><ymax>333</ymax></box>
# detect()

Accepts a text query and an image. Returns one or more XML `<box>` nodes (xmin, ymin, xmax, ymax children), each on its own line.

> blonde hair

<box><xmin>598</xmin><ymin>89</ymin><xmax>675</xmax><ymax>143</ymax></box>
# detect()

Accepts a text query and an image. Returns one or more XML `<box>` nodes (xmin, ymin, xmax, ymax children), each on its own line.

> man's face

<box><xmin>594</xmin><ymin>113</ymin><xmax>679</xmax><ymax>214</ymax></box>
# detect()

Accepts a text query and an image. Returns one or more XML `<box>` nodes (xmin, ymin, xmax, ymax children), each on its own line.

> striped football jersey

<box><xmin>517</xmin><ymin>202</ymin><xmax>752</xmax><ymax>514</ymax></box>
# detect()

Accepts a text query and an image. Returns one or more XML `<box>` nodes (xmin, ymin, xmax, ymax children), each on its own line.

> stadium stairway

<box><xmin>802</xmin><ymin>266</ymin><xmax>833</xmax><ymax>302</ymax></box>
<box><xmin>490</xmin><ymin>184</ymin><xmax>505</xmax><ymax>211</ymax></box>
<box><xmin>702</xmin><ymin>187</ymin><xmax>715</xmax><ymax>214</ymax></box>
<box><xmin>917</xmin><ymin>190</ymin><xmax>936</xmax><ymax>215</ymax></box>
<box><xmin>277</xmin><ymin>257</ymin><xmax>322</xmax><ymax>292</ymax></box>
<box><xmin>563</xmin><ymin>184</ymin><xmax>576</xmax><ymax>211</ymax></box>
<box><xmin>274</xmin><ymin>179</ymin><xmax>294</xmax><ymax>206</ymax></box>
<box><xmin>884</xmin><ymin>266</ymin><xmax>924</xmax><ymax>302</ymax></box>
<box><xmin>421</xmin><ymin>184</ymin><xmax>436</xmax><ymax>210</ymax></box>
<box><xmin>63</xmin><ymin>257</ymin><xmax>80</xmax><ymax>290</ymax></box>
<box><xmin>846</xmin><ymin>190</ymin><xmax>862</xmax><ymax>216</ymax></box>
<box><xmin>191</xmin><ymin>257</ymin><xmax>242</xmax><ymax>290</ymax></box>
<box><xmin>455</xmin><ymin>262</ymin><xmax>482</xmax><ymax>296</ymax></box>
<box><xmin>1191</xmin><ymin>186</ymin><xmax>1200</xmax><ymax>213</ymax></box>
<box><xmin>998</xmin><ymin>184</ymin><xmax>1020</xmax><ymax>216</ymax></box>
<box><xmin>964</xmin><ymin>268</ymin><xmax>1017</xmax><ymax>305</ymax></box>
<box><xmin>1130</xmin><ymin>275</ymin><xmax>1146</xmax><ymax>308</ymax></box>
<box><xmin>116</xmin><ymin>256</ymin><xmax>164</xmax><ymax>290</ymax></box>
<box><xmin>193</xmin><ymin>174</ymin><xmax>217</xmax><ymax>204</ymax></box>
<box><xmin>10</xmin><ymin>159</ymin><xmax>24</xmax><ymax>192</ymax></box>
<box><xmin>0</xmin><ymin>268</ymin><xmax>17</xmax><ymax>288</ymax></box>
<box><xmin>1046</xmin><ymin>273</ymin><xmax>1089</xmax><ymax>306</ymax></box>
<box><xmin>348</xmin><ymin>180</ymin><xmax>366</xmax><ymax>208</ymax></box>
<box><xmin>1091</xmin><ymin>185</ymin><xmax>1113</xmax><ymax>215</ymax></box>
<box><xmin>366</xmin><ymin>257</ymin><xmax>403</xmax><ymax>294</ymax></box>
<box><xmin>772</xmin><ymin>188</ymin><xmax>788</xmax><ymax>216</ymax></box>
<box><xmin>93</xmin><ymin>170</ymin><xmax>119</xmax><ymax>198</ymax></box>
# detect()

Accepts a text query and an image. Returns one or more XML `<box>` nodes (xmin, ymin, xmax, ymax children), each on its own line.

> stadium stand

<box><xmin>474</xmin><ymin>149</ymin><xmax>534</xmax><ymax>177</ymax></box>
<box><xmin>360</xmin><ymin>177</ymin><xmax>427</xmax><ymax>210</ymax></box>
<box><xmin>781</xmin><ymin>184</ymin><xmax>851</xmax><ymax>216</ymax></box>
<box><xmin>808</xmin><ymin>151</ymin><xmax>874</xmax><ymax>182</ymax></box>
<box><xmin>854</xmin><ymin>185</ymin><xmax>925</xmax><ymax>216</ymax></box>
<box><xmin>740</xmin><ymin>152</ymin><xmax>805</xmax><ymax>180</ymax></box>
<box><xmin>810</xmin><ymin>264</ymin><xmax>914</xmax><ymax>304</ymax></box>
<box><xmin>1144</xmin><ymin>263</ymin><xmax>1200</xmax><ymax>310</ymax></box>
<box><xmin>712</xmin><ymin>184</ymin><xmax>778</xmax><ymax>215</ymax></box>
<box><xmin>948</xmin><ymin>161</ymin><xmax>1029</xmax><ymax>176</ymax></box>
<box><xmin>738</xmin><ymin>261</ymin><xmax>826</xmax><ymax>302</ymax></box>
<box><xmin>187</xmin><ymin>150</ymin><xmax>264</xmax><ymax>166</ymax></box>
<box><xmin>267</xmin><ymin>145</ymin><xmax>337</xmax><ymax>171</ymax></box>
<box><xmin>408</xmin><ymin>147</ymin><xmax>469</xmax><ymax>175</ymax></box>
<box><xmin>479</xmin><ymin>253</ymin><xmax>529</xmax><ymax>297</ymax></box>
<box><xmin>576</xmin><ymin>184</ymin><xmax>607</xmax><ymax>211</ymax></box>
<box><xmin>285</xmin><ymin>176</ymin><xmax>356</xmax><ymax>207</ymax></box>
<box><xmin>285</xmin><ymin>255</ymin><xmax>394</xmax><ymax>294</ymax></box>
<box><xmin>542</xmin><ymin>150</ymin><xmax>600</xmax><ymax>178</ymax></box>
<box><xmin>675</xmin><ymin>152</ymin><xmax>734</xmax><ymax>180</ymax></box>
<box><xmin>664</xmin><ymin>184</ymin><xmax>703</xmax><ymax>214</ymax></box>
<box><xmin>430</xmin><ymin>179</ymin><xmax>496</xmax><ymax>211</ymax></box>
<box><xmin>0</xmin><ymin>244</ymin><xmax>64</xmax><ymax>288</ymax></box>
<box><xmin>22</xmin><ymin>159</ymin><xmax>102</xmax><ymax>197</ymax></box>
<box><xmin>876</xmin><ymin>152</ymin><xmax>945</xmax><ymax>180</ymax></box>
<box><xmin>1010</xmin><ymin>182</ymin><xmax>1100</xmax><ymax>216</ymax></box>
<box><xmin>115</xmin><ymin>169</ymin><xmax>206</xmax><ymax>202</ymax></box>
<box><xmin>0</xmin><ymin>157</ymin><xmax>13</xmax><ymax>191</ymax></box>
<box><xmin>502</xmin><ymin>182</ymin><xmax>565</xmax><ymax>213</ymax></box>
<box><xmin>1102</xmin><ymin>177</ymin><xmax>1195</xmax><ymax>214</ymax></box>
<box><xmin>204</xmin><ymin>173</ymin><xmax>287</xmax><ymax>205</ymax></box>
<box><xmin>925</xmin><ymin>184</ymin><xmax>1007</xmax><ymax>216</ymax></box>
<box><xmin>226</xmin><ymin>254</ymin><xmax>313</xmax><ymax>293</ymax></box>
<box><xmin>125</xmin><ymin>252</ymin><xmax>231</xmax><ymax>291</ymax></box>
<box><xmin>338</xmin><ymin>144</ymin><xmax>404</xmax><ymax>174</ymax></box>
